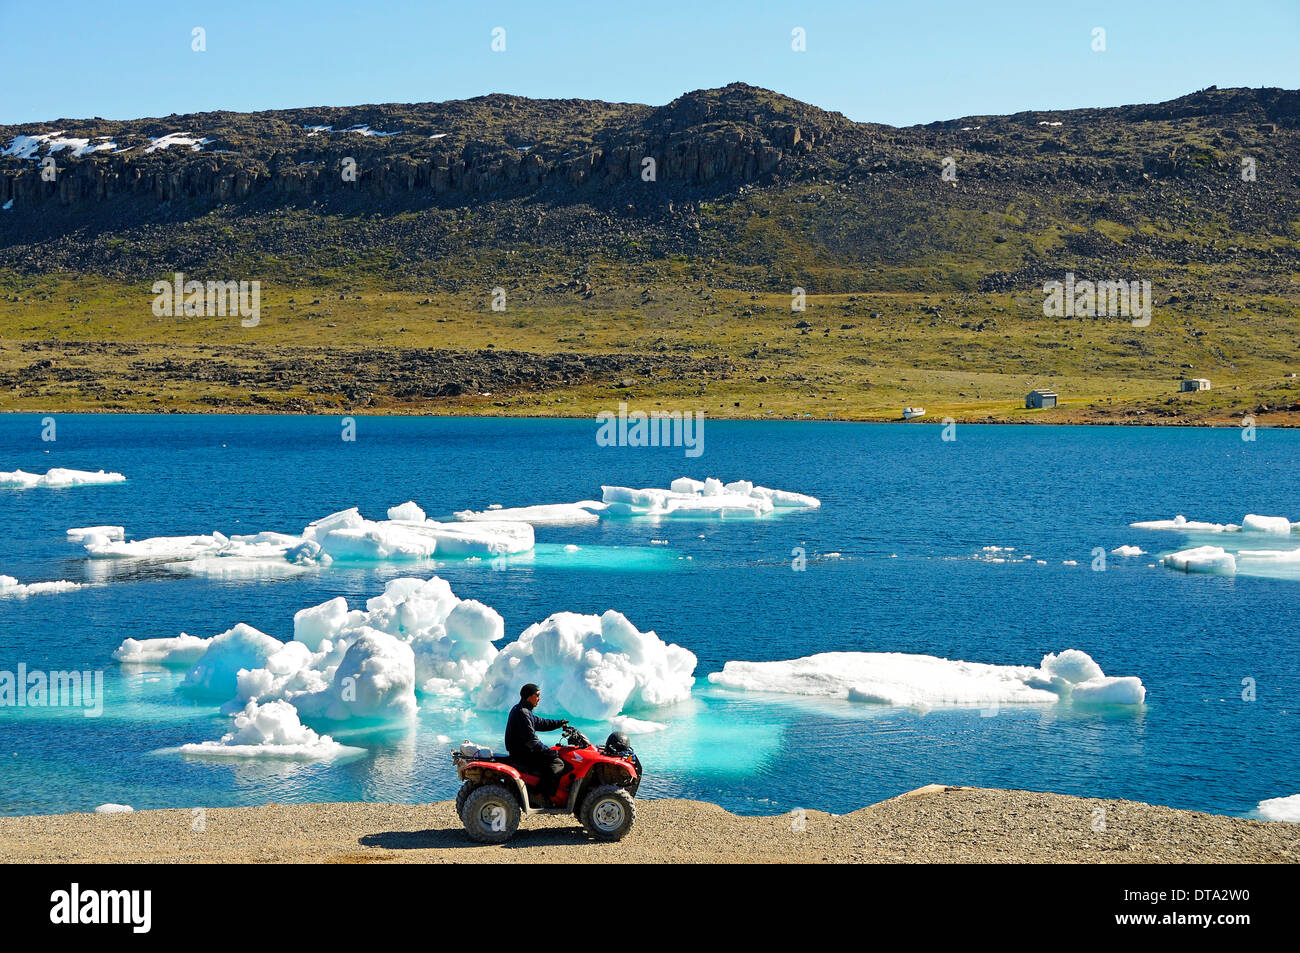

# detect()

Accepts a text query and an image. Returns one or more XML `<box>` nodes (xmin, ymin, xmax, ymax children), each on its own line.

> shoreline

<box><xmin>0</xmin><ymin>407</ymin><xmax>1295</xmax><ymax>428</ymax></box>
<box><xmin>3</xmin><ymin>786</ymin><xmax>1295</xmax><ymax>863</ymax></box>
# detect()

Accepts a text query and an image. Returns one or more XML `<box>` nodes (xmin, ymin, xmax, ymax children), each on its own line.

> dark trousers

<box><xmin>518</xmin><ymin>751</ymin><xmax>567</xmax><ymax>799</ymax></box>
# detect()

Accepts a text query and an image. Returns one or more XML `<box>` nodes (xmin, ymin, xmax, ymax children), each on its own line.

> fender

<box><xmin>460</xmin><ymin>761</ymin><xmax>534</xmax><ymax>812</ymax></box>
<box><xmin>565</xmin><ymin>758</ymin><xmax>637</xmax><ymax>813</ymax></box>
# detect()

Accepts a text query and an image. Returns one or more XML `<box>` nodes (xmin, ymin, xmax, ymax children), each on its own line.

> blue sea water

<box><xmin>0</xmin><ymin>414</ymin><xmax>1296</xmax><ymax>819</ymax></box>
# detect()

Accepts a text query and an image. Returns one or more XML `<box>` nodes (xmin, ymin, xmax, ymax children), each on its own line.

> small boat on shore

<box><xmin>902</xmin><ymin>407</ymin><xmax>926</xmax><ymax>420</ymax></box>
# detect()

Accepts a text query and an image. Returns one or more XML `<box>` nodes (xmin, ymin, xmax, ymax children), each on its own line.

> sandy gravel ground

<box><xmin>1</xmin><ymin>786</ymin><xmax>1295</xmax><ymax>864</ymax></box>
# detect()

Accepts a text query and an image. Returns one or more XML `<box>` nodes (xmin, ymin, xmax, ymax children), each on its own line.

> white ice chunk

<box><xmin>93</xmin><ymin>803</ymin><xmax>134</xmax><ymax>813</ymax></box>
<box><xmin>0</xmin><ymin>467</ymin><xmax>125</xmax><ymax>489</ymax></box>
<box><xmin>293</xmin><ymin>597</ymin><xmax>350</xmax><ymax>651</ymax></box>
<box><xmin>476</xmin><ymin>610</ymin><xmax>697</xmax><ymax>719</ymax></box>
<box><xmin>1242</xmin><ymin>514</ymin><xmax>1293</xmax><ymax>535</ymax></box>
<box><xmin>1130</xmin><ymin>515</ymin><xmax>1239</xmax><ymax>532</ymax></box>
<box><xmin>386</xmin><ymin>501</ymin><xmax>426</xmax><ymax>522</ymax></box>
<box><xmin>181</xmin><ymin>624</ymin><xmax>284</xmax><ymax>698</ymax></box>
<box><xmin>172</xmin><ymin>700</ymin><xmax>364</xmax><ymax>759</ymax></box>
<box><xmin>66</xmin><ymin>525</ymin><xmax>125</xmax><ymax>542</ymax></box>
<box><xmin>456</xmin><ymin>477</ymin><xmax>817</xmax><ymax>525</ymax></box>
<box><xmin>293</xmin><ymin>629</ymin><xmax>418</xmax><ymax>722</ymax></box>
<box><xmin>1111</xmin><ymin>545</ymin><xmax>1145</xmax><ymax>557</ymax></box>
<box><xmin>453</xmin><ymin>501</ymin><xmax>607</xmax><ymax>524</ymax></box>
<box><xmin>79</xmin><ymin>504</ymin><xmax>532</xmax><ymax>571</ymax></box>
<box><xmin>611</xmin><ymin>715</ymin><xmax>667</xmax><ymax>734</ymax></box>
<box><xmin>709</xmin><ymin>648</ymin><xmax>1144</xmax><ymax>707</ymax></box>
<box><xmin>113</xmin><ymin>633</ymin><xmax>210</xmax><ymax>665</ymax></box>
<box><xmin>1161</xmin><ymin>545</ymin><xmax>1237</xmax><ymax>574</ymax></box>
<box><xmin>446</xmin><ymin>600</ymin><xmax>505</xmax><ymax>643</ymax></box>
<box><xmin>1258</xmin><ymin>794</ymin><xmax>1300</xmax><ymax>823</ymax></box>
<box><xmin>0</xmin><ymin>575</ymin><xmax>83</xmax><ymax>598</ymax></box>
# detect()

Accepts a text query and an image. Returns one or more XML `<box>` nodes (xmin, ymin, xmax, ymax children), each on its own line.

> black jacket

<box><xmin>505</xmin><ymin>701</ymin><xmax>564</xmax><ymax>758</ymax></box>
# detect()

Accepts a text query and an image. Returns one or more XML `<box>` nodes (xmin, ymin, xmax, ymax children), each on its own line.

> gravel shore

<box><xmin>2</xmin><ymin>786</ymin><xmax>1295</xmax><ymax>864</ymax></box>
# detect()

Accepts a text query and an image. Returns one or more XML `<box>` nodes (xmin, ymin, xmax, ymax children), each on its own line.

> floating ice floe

<box><xmin>1131</xmin><ymin>513</ymin><xmax>1298</xmax><ymax>534</ymax></box>
<box><xmin>76</xmin><ymin>503</ymin><xmax>534</xmax><ymax>572</ymax></box>
<box><xmin>1163</xmin><ymin>545</ymin><xmax>1300</xmax><ymax>576</ymax></box>
<box><xmin>0</xmin><ymin>575</ymin><xmax>84</xmax><ymax>598</ymax></box>
<box><xmin>476</xmin><ymin>610</ymin><xmax>697</xmax><ymax>719</ymax></box>
<box><xmin>456</xmin><ymin>501</ymin><xmax>608</xmax><ymax>524</ymax></box>
<box><xmin>708</xmin><ymin>648</ymin><xmax>1145</xmax><ymax>707</ymax></box>
<box><xmin>1258</xmin><ymin>794</ymin><xmax>1300</xmax><ymax>824</ymax></box>
<box><xmin>1161</xmin><ymin>545</ymin><xmax>1238</xmax><ymax>574</ymax></box>
<box><xmin>456</xmin><ymin>477</ymin><xmax>820</xmax><ymax>523</ymax></box>
<box><xmin>169</xmin><ymin>700</ymin><xmax>365</xmax><ymax>760</ymax></box>
<box><xmin>1111</xmin><ymin>545</ymin><xmax>1145</xmax><ymax>557</ymax></box>
<box><xmin>1135</xmin><ymin>513</ymin><xmax>1300</xmax><ymax>579</ymax></box>
<box><xmin>0</xmin><ymin>467</ymin><xmax>125</xmax><ymax>489</ymax></box>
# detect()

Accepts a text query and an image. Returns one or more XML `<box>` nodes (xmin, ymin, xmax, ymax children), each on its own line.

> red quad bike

<box><xmin>452</xmin><ymin>725</ymin><xmax>643</xmax><ymax>843</ymax></box>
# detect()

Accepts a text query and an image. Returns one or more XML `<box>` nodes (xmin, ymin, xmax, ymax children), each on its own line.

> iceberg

<box><xmin>0</xmin><ymin>575</ymin><xmax>83</xmax><ymax>598</ymax></box>
<box><xmin>170</xmin><ymin>700</ymin><xmax>365</xmax><ymax>760</ymax></box>
<box><xmin>77</xmin><ymin>504</ymin><xmax>534</xmax><ymax>571</ymax></box>
<box><xmin>708</xmin><ymin>647</ymin><xmax>1145</xmax><ymax>707</ymax></box>
<box><xmin>180</xmin><ymin>624</ymin><xmax>285</xmax><ymax>699</ymax></box>
<box><xmin>293</xmin><ymin>629</ymin><xmax>419</xmax><ymax>722</ymax></box>
<box><xmin>476</xmin><ymin>610</ymin><xmax>697</xmax><ymax>719</ymax></box>
<box><xmin>119</xmin><ymin>577</ymin><xmax>692</xmax><ymax>752</ymax></box>
<box><xmin>1111</xmin><ymin>545</ymin><xmax>1145</xmax><ymax>557</ymax></box>
<box><xmin>117</xmin><ymin>576</ymin><xmax>506</xmax><ymax>727</ymax></box>
<box><xmin>0</xmin><ymin>467</ymin><xmax>125</xmax><ymax>489</ymax></box>
<box><xmin>454</xmin><ymin>477</ymin><xmax>819</xmax><ymax>524</ymax></box>
<box><xmin>1258</xmin><ymin>794</ymin><xmax>1300</xmax><ymax>824</ymax></box>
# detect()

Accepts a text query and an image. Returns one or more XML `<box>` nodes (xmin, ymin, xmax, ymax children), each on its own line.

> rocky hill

<box><xmin>3</xmin><ymin>83</ymin><xmax>1297</xmax><ymax>290</ymax></box>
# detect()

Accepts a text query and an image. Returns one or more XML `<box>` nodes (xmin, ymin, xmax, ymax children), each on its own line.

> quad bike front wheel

<box><xmin>580</xmin><ymin>784</ymin><xmax>636</xmax><ymax>841</ymax></box>
<box><xmin>462</xmin><ymin>784</ymin><xmax>521</xmax><ymax>844</ymax></box>
<box><xmin>455</xmin><ymin>780</ymin><xmax>478</xmax><ymax>820</ymax></box>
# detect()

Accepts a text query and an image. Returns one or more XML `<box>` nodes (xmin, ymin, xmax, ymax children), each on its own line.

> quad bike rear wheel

<box><xmin>580</xmin><ymin>784</ymin><xmax>636</xmax><ymax>841</ymax></box>
<box><xmin>455</xmin><ymin>780</ymin><xmax>478</xmax><ymax>820</ymax></box>
<box><xmin>462</xmin><ymin>784</ymin><xmax>521</xmax><ymax>843</ymax></box>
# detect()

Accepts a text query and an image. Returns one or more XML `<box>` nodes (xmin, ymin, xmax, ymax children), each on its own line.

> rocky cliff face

<box><xmin>1</xmin><ymin>84</ymin><xmax>1297</xmax><ymax>284</ymax></box>
<box><xmin>0</xmin><ymin>84</ymin><xmax>858</xmax><ymax>211</ymax></box>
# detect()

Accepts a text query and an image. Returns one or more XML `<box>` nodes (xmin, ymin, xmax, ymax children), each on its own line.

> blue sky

<box><xmin>3</xmin><ymin>0</ymin><xmax>1297</xmax><ymax>126</ymax></box>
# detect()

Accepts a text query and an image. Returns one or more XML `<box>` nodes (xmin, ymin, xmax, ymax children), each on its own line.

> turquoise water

<box><xmin>1</xmin><ymin>415</ymin><xmax>1296</xmax><ymax>818</ymax></box>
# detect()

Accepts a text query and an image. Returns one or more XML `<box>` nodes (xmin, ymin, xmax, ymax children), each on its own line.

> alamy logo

<box><xmin>151</xmin><ymin>272</ymin><xmax>261</xmax><ymax>327</ymax></box>
<box><xmin>0</xmin><ymin>664</ymin><xmax>103</xmax><ymax>716</ymax></box>
<box><xmin>596</xmin><ymin>402</ymin><xmax>704</xmax><ymax>458</ymax></box>
<box><xmin>1043</xmin><ymin>272</ymin><xmax>1151</xmax><ymax>326</ymax></box>
<box><xmin>50</xmin><ymin>883</ymin><xmax>151</xmax><ymax>933</ymax></box>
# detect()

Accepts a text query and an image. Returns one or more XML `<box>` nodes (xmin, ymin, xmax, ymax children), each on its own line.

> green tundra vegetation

<box><xmin>1</xmin><ymin>84</ymin><xmax>1297</xmax><ymax>423</ymax></box>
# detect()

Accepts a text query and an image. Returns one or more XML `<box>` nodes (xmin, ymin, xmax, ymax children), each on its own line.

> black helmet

<box><xmin>604</xmin><ymin>731</ymin><xmax>632</xmax><ymax>753</ymax></box>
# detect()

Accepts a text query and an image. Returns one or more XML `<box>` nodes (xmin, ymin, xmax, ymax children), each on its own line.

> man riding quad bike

<box><xmin>451</xmin><ymin>684</ymin><xmax>643</xmax><ymax>843</ymax></box>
